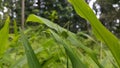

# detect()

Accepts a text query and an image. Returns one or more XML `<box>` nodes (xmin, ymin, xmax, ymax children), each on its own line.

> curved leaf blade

<box><xmin>26</xmin><ymin>14</ymin><xmax>103</xmax><ymax>67</ymax></box>
<box><xmin>0</xmin><ymin>17</ymin><xmax>9</xmax><ymax>58</ymax></box>
<box><xmin>20</xmin><ymin>30</ymin><xmax>41</xmax><ymax>68</ymax></box>
<box><xmin>50</xmin><ymin>30</ymin><xmax>88</xmax><ymax>68</ymax></box>
<box><xmin>68</xmin><ymin>0</ymin><xmax>120</xmax><ymax>67</ymax></box>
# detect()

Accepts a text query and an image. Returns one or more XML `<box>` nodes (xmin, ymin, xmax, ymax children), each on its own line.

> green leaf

<box><xmin>20</xmin><ymin>30</ymin><xmax>41</xmax><ymax>68</ymax></box>
<box><xmin>0</xmin><ymin>17</ymin><xmax>9</xmax><ymax>58</ymax></box>
<box><xmin>50</xmin><ymin>29</ymin><xmax>88</xmax><ymax>68</ymax></box>
<box><xmin>10</xmin><ymin>48</ymin><xmax>44</xmax><ymax>68</ymax></box>
<box><xmin>68</xmin><ymin>32</ymin><xmax>104</xmax><ymax>68</ymax></box>
<box><xmin>68</xmin><ymin>0</ymin><xmax>120</xmax><ymax>67</ymax></box>
<box><xmin>26</xmin><ymin>14</ymin><xmax>66</xmax><ymax>33</ymax></box>
<box><xmin>26</xmin><ymin>14</ymin><xmax>103</xmax><ymax>67</ymax></box>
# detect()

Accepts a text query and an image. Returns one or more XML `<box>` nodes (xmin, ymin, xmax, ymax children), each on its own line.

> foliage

<box><xmin>0</xmin><ymin>0</ymin><xmax>119</xmax><ymax>35</ymax></box>
<box><xmin>0</xmin><ymin>0</ymin><xmax>88</xmax><ymax>33</ymax></box>
<box><xmin>26</xmin><ymin>14</ymin><xmax>103</xmax><ymax>68</ymax></box>
<box><xmin>0</xmin><ymin>17</ymin><xmax>9</xmax><ymax>58</ymax></box>
<box><xmin>0</xmin><ymin>0</ymin><xmax>120</xmax><ymax>68</ymax></box>
<box><xmin>68</xmin><ymin>0</ymin><xmax>120</xmax><ymax>67</ymax></box>
<box><xmin>20</xmin><ymin>30</ymin><xmax>41</xmax><ymax>68</ymax></box>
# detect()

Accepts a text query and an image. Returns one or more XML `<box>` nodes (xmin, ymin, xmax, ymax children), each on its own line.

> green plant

<box><xmin>20</xmin><ymin>30</ymin><xmax>41</xmax><ymax>68</ymax></box>
<box><xmin>0</xmin><ymin>0</ymin><xmax>120</xmax><ymax>68</ymax></box>
<box><xmin>68</xmin><ymin>0</ymin><xmax>120</xmax><ymax>67</ymax></box>
<box><xmin>0</xmin><ymin>17</ymin><xmax>9</xmax><ymax>58</ymax></box>
<box><xmin>26</xmin><ymin>14</ymin><xmax>104</xmax><ymax>68</ymax></box>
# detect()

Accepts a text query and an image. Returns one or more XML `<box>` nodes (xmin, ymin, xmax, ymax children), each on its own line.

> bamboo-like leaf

<box><xmin>0</xmin><ymin>17</ymin><xmax>9</xmax><ymax>58</ymax></box>
<box><xmin>68</xmin><ymin>32</ymin><xmax>104</xmax><ymax>68</ymax></box>
<box><xmin>26</xmin><ymin>14</ymin><xmax>66</xmax><ymax>33</ymax></box>
<box><xmin>20</xmin><ymin>30</ymin><xmax>41</xmax><ymax>68</ymax></box>
<box><xmin>26</xmin><ymin>14</ymin><xmax>103</xmax><ymax>67</ymax></box>
<box><xmin>68</xmin><ymin>0</ymin><xmax>120</xmax><ymax>67</ymax></box>
<box><xmin>10</xmin><ymin>48</ymin><xmax>43</xmax><ymax>68</ymax></box>
<box><xmin>26</xmin><ymin>14</ymin><xmax>104</xmax><ymax>67</ymax></box>
<box><xmin>50</xmin><ymin>29</ymin><xmax>88</xmax><ymax>68</ymax></box>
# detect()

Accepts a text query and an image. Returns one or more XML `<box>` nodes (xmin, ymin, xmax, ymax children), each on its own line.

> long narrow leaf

<box><xmin>26</xmin><ymin>14</ymin><xmax>66</xmax><ymax>33</ymax></box>
<box><xmin>68</xmin><ymin>0</ymin><xmax>120</xmax><ymax>67</ymax></box>
<box><xmin>0</xmin><ymin>17</ymin><xmax>9</xmax><ymax>58</ymax></box>
<box><xmin>10</xmin><ymin>48</ymin><xmax>43</xmax><ymax>68</ymax></box>
<box><xmin>50</xmin><ymin>29</ymin><xmax>88</xmax><ymax>68</ymax></box>
<box><xmin>20</xmin><ymin>30</ymin><xmax>41</xmax><ymax>68</ymax></box>
<box><xmin>26</xmin><ymin>14</ymin><xmax>103</xmax><ymax>67</ymax></box>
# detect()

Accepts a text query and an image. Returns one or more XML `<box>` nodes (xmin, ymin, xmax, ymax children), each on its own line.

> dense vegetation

<box><xmin>0</xmin><ymin>0</ymin><xmax>120</xmax><ymax>68</ymax></box>
<box><xmin>0</xmin><ymin>0</ymin><xmax>119</xmax><ymax>34</ymax></box>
